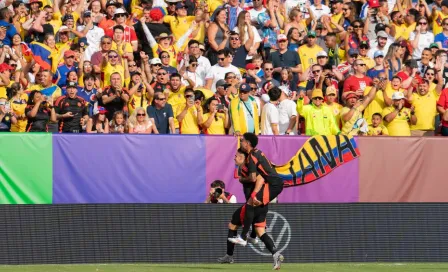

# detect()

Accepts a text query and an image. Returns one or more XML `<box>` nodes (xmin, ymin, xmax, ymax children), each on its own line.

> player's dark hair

<box><xmin>268</xmin><ymin>87</ymin><xmax>282</xmax><ymax>102</ymax></box>
<box><xmin>237</xmin><ymin>148</ymin><xmax>248</xmax><ymax>159</ymax></box>
<box><xmin>243</xmin><ymin>132</ymin><xmax>258</xmax><ymax>148</ymax></box>
<box><xmin>372</xmin><ymin>113</ymin><xmax>382</xmax><ymax>119</ymax></box>
<box><xmin>170</xmin><ymin>73</ymin><xmax>181</xmax><ymax>80</ymax></box>
<box><xmin>211</xmin><ymin>180</ymin><xmax>226</xmax><ymax>189</ymax></box>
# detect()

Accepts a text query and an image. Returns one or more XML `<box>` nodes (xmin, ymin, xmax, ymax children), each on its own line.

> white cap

<box><xmin>317</xmin><ymin>51</ymin><xmax>328</xmax><ymax>57</ymax></box>
<box><xmin>58</xmin><ymin>25</ymin><xmax>70</xmax><ymax>32</ymax></box>
<box><xmin>279</xmin><ymin>85</ymin><xmax>290</xmax><ymax>95</ymax></box>
<box><xmin>391</xmin><ymin>91</ymin><xmax>405</xmax><ymax>100</ymax></box>
<box><xmin>261</xmin><ymin>94</ymin><xmax>270</xmax><ymax>103</ymax></box>
<box><xmin>150</xmin><ymin>58</ymin><xmax>162</xmax><ymax>65</ymax></box>
<box><xmin>114</xmin><ymin>8</ymin><xmax>127</xmax><ymax>16</ymax></box>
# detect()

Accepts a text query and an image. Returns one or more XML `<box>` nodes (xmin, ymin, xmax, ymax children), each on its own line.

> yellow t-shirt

<box><xmin>152</xmin><ymin>44</ymin><xmax>180</xmax><ymax>68</ymax></box>
<box><xmin>367</xmin><ymin>124</ymin><xmax>389</xmax><ymax>136</ymax></box>
<box><xmin>10</xmin><ymin>93</ymin><xmax>29</xmax><ymax>132</ymax></box>
<box><xmin>28</xmin><ymin>84</ymin><xmax>62</xmax><ymax>101</ymax></box>
<box><xmin>331</xmin><ymin>12</ymin><xmax>344</xmax><ymax>30</ymax></box>
<box><xmin>128</xmin><ymin>93</ymin><xmax>149</xmax><ymax>116</ymax></box>
<box><xmin>166</xmin><ymin>87</ymin><xmax>186</xmax><ymax>128</ymax></box>
<box><xmin>0</xmin><ymin>81</ymin><xmax>13</xmax><ymax>99</ymax></box>
<box><xmin>340</xmin><ymin>105</ymin><xmax>365</xmax><ymax>136</ymax></box>
<box><xmin>363</xmin><ymin>86</ymin><xmax>385</xmax><ymax>125</ymax></box>
<box><xmin>298</xmin><ymin>44</ymin><xmax>323</xmax><ymax>72</ymax></box>
<box><xmin>392</xmin><ymin>23</ymin><xmax>408</xmax><ymax>40</ymax></box>
<box><xmin>326</xmin><ymin>102</ymin><xmax>343</xmax><ymax>128</ymax></box>
<box><xmin>382</xmin><ymin>106</ymin><xmax>412</xmax><ymax>136</ymax></box>
<box><xmin>163</xmin><ymin>15</ymin><xmax>195</xmax><ymax>49</ymax></box>
<box><xmin>177</xmin><ymin>105</ymin><xmax>200</xmax><ymax>134</ymax></box>
<box><xmin>432</xmin><ymin>10</ymin><xmax>448</xmax><ymax>36</ymax></box>
<box><xmin>111</xmin><ymin>41</ymin><xmax>133</xmax><ymax>56</ymax></box>
<box><xmin>202</xmin><ymin>112</ymin><xmax>226</xmax><ymax>134</ymax></box>
<box><xmin>402</xmin><ymin>22</ymin><xmax>416</xmax><ymax>40</ymax></box>
<box><xmin>410</xmin><ymin>90</ymin><xmax>440</xmax><ymax>131</ymax></box>
<box><xmin>102</xmin><ymin>63</ymin><xmax>124</xmax><ymax>87</ymax></box>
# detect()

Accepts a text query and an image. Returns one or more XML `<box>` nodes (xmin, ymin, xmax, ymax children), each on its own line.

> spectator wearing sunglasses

<box><xmin>409</xmin><ymin>17</ymin><xmax>434</xmax><ymax>60</ymax></box>
<box><xmin>434</xmin><ymin>18</ymin><xmax>448</xmax><ymax>49</ymax></box>
<box><xmin>128</xmin><ymin>107</ymin><xmax>155</xmax><ymax>133</ymax></box>
<box><xmin>101</xmin><ymin>49</ymin><xmax>130</xmax><ymax>88</ymax></box>
<box><xmin>148</xmin><ymin>91</ymin><xmax>175</xmax><ymax>134</ymax></box>
<box><xmin>104</xmin><ymin>8</ymin><xmax>138</xmax><ymax>51</ymax></box>
<box><xmin>343</xmin><ymin>59</ymin><xmax>372</xmax><ymax>99</ymax></box>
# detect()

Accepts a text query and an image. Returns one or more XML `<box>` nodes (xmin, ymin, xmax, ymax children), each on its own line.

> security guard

<box><xmin>54</xmin><ymin>82</ymin><xmax>89</xmax><ymax>133</ymax></box>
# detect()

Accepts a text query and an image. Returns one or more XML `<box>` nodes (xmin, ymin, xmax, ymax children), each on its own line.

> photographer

<box><xmin>205</xmin><ymin>180</ymin><xmax>237</xmax><ymax>204</ymax></box>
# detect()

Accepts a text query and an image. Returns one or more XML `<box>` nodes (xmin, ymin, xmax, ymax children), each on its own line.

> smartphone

<box><xmin>5</xmin><ymin>102</ymin><xmax>11</xmax><ymax>112</ymax></box>
<box><xmin>217</xmin><ymin>104</ymin><xmax>224</xmax><ymax>111</ymax></box>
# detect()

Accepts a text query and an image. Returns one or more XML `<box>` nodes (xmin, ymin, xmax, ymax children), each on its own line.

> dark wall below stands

<box><xmin>1</xmin><ymin>204</ymin><xmax>448</xmax><ymax>264</ymax></box>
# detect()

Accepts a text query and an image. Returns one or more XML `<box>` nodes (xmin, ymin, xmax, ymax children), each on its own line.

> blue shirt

<box><xmin>78</xmin><ymin>88</ymin><xmax>98</xmax><ymax>116</ymax></box>
<box><xmin>0</xmin><ymin>21</ymin><xmax>18</xmax><ymax>46</ymax></box>
<box><xmin>54</xmin><ymin>65</ymin><xmax>77</xmax><ymax>88</ymax></box>
<box><xmin>435</xmin><ymin>32</ymin><xmax>448</xmax><ymax>48</ymax></box>
<box><xmin>367</xmin><ymin>68</ymin><xmax>385</xmax><ymax>79</ymax></box>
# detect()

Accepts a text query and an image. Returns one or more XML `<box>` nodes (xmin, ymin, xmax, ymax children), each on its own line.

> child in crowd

<box><xmin>367</xmin><ymin>113</ymin><xmax>389</xmax><ymax>136</ymax></box>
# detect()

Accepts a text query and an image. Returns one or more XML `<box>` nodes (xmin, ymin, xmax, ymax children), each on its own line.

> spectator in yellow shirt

<box><xmin>202</xmin><ymin>96</ymin><xmax>229</xmax><ymax>134</ymax></box>
<box><xmin>101</xmin><ymin>49</ymin><xmax>130</xmax><ymax>87</ymax></box>
<box><xmin>176</xmin><ymin>88</ymin><xmax>203</xmax><ymax>134</ymax></box>
<box><xmin>111</xmin><ymin>25</ymin><xmax>133</xmax><ymax>60</ymax></box>
<box><xmin>367</xmin><ymin>113</ymin><xmax>389</xmax><ymax>135</ymax></box>
<box><xmin>382</xmin><ymin>91</ymin><xmax>417</xmax><ymax>136</ymax></box>
<box><xmin>324</xmin><ymin>86</ymin><xmax>343</xmax><ymax>128</ymax></box>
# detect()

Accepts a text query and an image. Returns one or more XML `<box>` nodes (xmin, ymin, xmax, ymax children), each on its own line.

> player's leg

<box><xmin>229</xmin><ymin>197</ymin><xmax>258</xmax><ymax>246</ymax></box>
<box><xmin>247</xmin><ymin>225</ymin><xmax>259</xmax><ymax>245</ymax></box>
<box><xmin>219</xmin><ymin>206</ymin><xmax>243</xmax><ymax>263</ymax></box>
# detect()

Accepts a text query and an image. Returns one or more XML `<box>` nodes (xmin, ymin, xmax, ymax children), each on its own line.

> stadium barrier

<box><xmin>1</xmin><ymin>204</ymin><xmax>448</xmax><ymax>264</ymax></box>
<box><xmin>1</xmin><ymin>134</ymin><xmax>448</xmax><ymax>204</ymax></box>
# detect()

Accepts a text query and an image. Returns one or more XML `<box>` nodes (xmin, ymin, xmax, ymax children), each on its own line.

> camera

<box><xmin>217</xmin><ymin>104</ymin><xmax>224</xmax><ymax>111</ymax></box>
<box><xmin>213</xmin><ymin>188</ymin><xmax>223</xmax><ymax>199</ymax></box>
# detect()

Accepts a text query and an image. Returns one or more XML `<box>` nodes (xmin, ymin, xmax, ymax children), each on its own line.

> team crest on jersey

<box><xmin>65</xmin><ymin>103</ymin><xmax>70</xmax><ymax>107</ymax></box>
<box><xmin>77</xmin><ymin>102</ymin><xmax>82</xmax><ymax>107</ymax></box>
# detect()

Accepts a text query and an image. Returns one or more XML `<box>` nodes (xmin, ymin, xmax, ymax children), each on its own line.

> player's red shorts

<box><xmin>231</xmin><ymin>204</ymin><xmax>268</xmax><ymax>228</ymax></box>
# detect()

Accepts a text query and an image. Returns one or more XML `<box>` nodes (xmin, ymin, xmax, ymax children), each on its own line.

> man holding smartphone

<box><xmin>176</xmin><ymin>88</ymin><xmax>203</xmax><ymax>134</ymax></box>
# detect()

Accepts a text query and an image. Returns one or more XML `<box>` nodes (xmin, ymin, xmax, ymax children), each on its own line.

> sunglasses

<box><xmin>312</xmin><ymin>70</ymin><xmax>321</xmax><ymax>74</ymax></box>
<box><xmin>251</xmin><ymin>87</ymin><xmax>257</xmax><ymax>90</ymax></box>
<box><xmin>360</xmin><ymin>46</ymin><xmax>369</xmax><ymax>49</ymax></box>
<box><xmin>426</xmin><ymin>73</ymin><xmax>434</xmax><ymax>76</ymax></box>
<box><xmin>356</xmin><ymin>63</ymin><xmax>366</xmax><ymax>66</ymax></box>
<box><xmin>168</xmin><ymin>2</ymin><xmax>176</xmax><ymax>5</ymax></box>
<box><xmin>115</xmin><ymin>14</ymin><xmax>127</xmax><ymax>18</ymax></box>
<box><xmin>156</xmin><ymin>97</ymin><xmax>166</xmax><ymax>101</ymax></box>
<box><xmin>108</xmin><ymin>55</ymin><xmax>118</xmax><ymax>58</ymax></box>
<box><xmin>230</xmin><ymin>37</ymin><xmax>239</xmax><ymax>41</ymax></box>
<box><xmin>137</xmin><ymin>113</ymin><xmax>145</xmax><ymax>116</ymax></box>
<box><xmin>226</xmin><ymin>76</ymin><xmax>236</xmax><ymax>79</ymax></box>
<box><xmin>278</xmin><ymin>40</ymin><xmax>288</xmax><ymax>43</ymax></box>
<box><xmin>185</xmin><ymin>95</ymin><xmax>194</xmax><ymax>98</ymax></box>
<box><xmin>157</xmin><ymin>72</ymin><xmax>167</xmax><ymax>76</ymax></box>
<box><xmin>102</xmin><ymin>41</ymin><xmax>112</xmax><ymax>45</ymax></box>
<box><xmin>353</xmin><ymin>25</ymin><xmax>362</xmax><ymax>28</ymax></box>
<box><xmin>10</xmin><ymin>64</ymin><xmax>17</xmax><ymax>67</ymax></box>
<box><xmin>161</xmin><ymin>55</ymin><xmax>170</xmax><ymax>59</ymax></box>
<box><xmin>129</xmin><ymin>64</ymin><xmax>137</xmax><ymax>67</ymax></box>
<box><xmin>349</xmin><ymin>54</ymin><xmax>359</xmax><ymax>58</ymax></box>
<box><xmin>312</xmin><ymin>97</ymin><xmax>324</xmax><ymax>100</ymax></box>
<box><xmin>152</xmin><ymin>63</ymin><xmax>162</xmax><ymax>67</ymax></box>
<box><xmin>317</xmin><ymin>56</ymin><xmax>328</xmax><ymax>59</ymax></box>
<box><xmin>264</xmin><ymin>68</ymin><xmax>274</xmax><ymax>71</ymax></box>
<box><xmin>218</xmin><ymin>58</ymin><xmax>226</xmax><ymax>61</ymax></box>
<box><xmin>418</xmin><ymin>22</ymin><xmax>427</xmax><ymax>25</ymax></box>
<box><xmin>190</xmin><ymin>63</ymin><xmax>198</xmax><ymax>67</ymax></box>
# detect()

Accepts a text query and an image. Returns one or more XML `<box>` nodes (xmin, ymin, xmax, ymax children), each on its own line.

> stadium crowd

<box><xmin>1</xmin><ymin>0</ymin><xmax>448</xmax><ymax>136</ymax></box>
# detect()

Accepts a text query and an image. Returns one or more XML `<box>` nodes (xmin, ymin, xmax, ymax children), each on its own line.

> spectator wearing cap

<box><xmin>54</xmin><ymin>81</ymin><xmax>89</xmax><ymax>133</ymax></box>
<box><xmin>429</xmin><ymin>43</ymin><xmax>440</xmax><ymax>59</ymax></box>
<box><xmin>55</xmin><ymin>26</ymin><xmax>73</xmax><ymax>53</ymax></box>
<box><xmin>140</xmin><ymin>17</ymin><xmax>194</xmax><ymax>68</ymax></box>
<box><xmin>102</xmin><ymin>48</ymin><xmax>129</xmax><ymax>87</ymax></box>
<box><xmin>134</xmin><ymin>7</ymin><xmax>171</xmax><ymax>58</ymax></box>
<box><xmin>201</xmin><ymin>96</ymin><xmax>230</xmax><ymax>135</ymax></box>
<box><xmin>86</xmin><ymin>106</ymin><xmax>110</xmax><ymax>133</ymax></box>
<box><xmin>229</xmin><ymin>29</ymin><xmax>254</xmax><ymax>70</ymax></box>
<box><xmin>76</xmin><ymin>10</ymin><xmax>105</xmax><ymax>60</ymax></box>
<box><xmin>367</xmin><ymin>31</ymin><xmax>391</xmax><ymax>60</ymax></box>
<box><xmin>244</xmin><ymin>63</ymin><xmax>262</xmax><ymax>85</ymax></box>
<box><xmin>176</xmin><ymin>88</ymin><xmax>203</xmax><ymax>134</ymax></box>
<box><xmin>205</xmin><ymin>48</ymin><xmax>241</xmax><ymax>93</ymax></box>
<box><xmin>434</xmin><ymin>18</ymin><xmax>448</xmax><ymax>48</ymax></box>
<box><xmin>343</xmin><ymin>59</ymin><xmax>373</xmax><ymax>99</ymax></box>
<box><xmin>432</xmin><ymin>0</ymin><xmax>448</xmax><ymax>36</ymax></box>
<box><xmin>147</xmin><ymin>91</ymin><xmax>175</xmax><ymax>134</ymax></box>
<box><xmin>260</xmin><ymin>86</ymin><xmax>280</xmax><ymax>135</ymax></box>
<box><xmin>230</xmin><ymin>83</ymin><xmax>259</xmax><ymax>136</ymax></box>
<box><xmin>0</xmin><ymin>63</ymin><xmax>14</xmax><ymax>99</ymax></box>
<box><xmin>357</xmin><ymin>41</ymin><xmax>375</xmax><ymax>69</ymax></box>
<box><xmin>337</xmin><ymin>48</ymin><xmax>358</xmax><ymax>78</ymax></box>
<box><xmin>111</xmin><ymin>25</ymin><xmax>134</xmax><ymax>60</ymax></box>
<box><xmin>98</xmin><ymin>0</ymin><xmax>120</xmax><ymax>32</ymax></box>
<box><xmin>366</xmin><ymin>51</ymin><xmax>386</xmax><ymax>79</ymax></box>
<box><xmin>277</xmin><ymin>85</ymin><xmax>298</xmax><ymax>135</ymax></box>
<box><xmin>297</xmin><ymin>31</ymin><xmax>322</xmax><ymax>75</ymax></box>
<box><xmin>407</xmin><ymin>77</ymin><xmax>443</xmax><ymax>136</ymax></box>
<box><xmin>24</xmin><ymin>90</ymin><xmax>57</xmax><ymax>132</ymax></box>
<box><xmin>105</xmin><ymin>8</ymin><xmax>138</xmax><ymax>51</ymax></box>
<box><xmin>340</xmin><ymin>83</ymin><xmax>378</xmax><ymax>136</ymax></box>
<box><xmin>325</xmin><ymin>86</ymin><xmax>343</xmax><ymax>128</ymax></box>
<box><xmin>296</xmin><ymin>89</ymin><xmax>340</xmax><ymax>136</ymax></box>
<box><xmin>214</xmin><ymin>79</ymin><xmax>231</xmax><ymax>109</ymax></box>
<box><xmin>54</xmin><ymin>50</ymin><xmax>78</xmax><ymax>88</ymax></box>
<box><xmin>382</xmin><ymin>91</ymin><xmax>417</xmax><ymax>136</ymax></box>
<box><xmin>257</xmin><ymin>2</ymin><xmax>283</xmax><ymax>58</ymax></box>
<box><xmin>271</xmin><ymin>34</ymin><xmax>301</xmax><ymax>83</ymax></box>
<box><xmin>410</xmin><ymin>16</ymin><xmax>434</xmax><ymax>60</ymax></box>
<box><xmin>26</xmin><ymin>0</ymin><xmax>42</xmax><ymax>14</ymax></box>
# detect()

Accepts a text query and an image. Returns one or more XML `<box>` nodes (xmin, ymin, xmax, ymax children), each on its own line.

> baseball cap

<box><xmin>375</xmin><ymin>23</ymin><xmax>387</xmax><ymax>33</ymax></box>
<box><xmin>405</xmin><ymin>59</ymin><xmax>418</xmax><ymax>68</ymax></box>
<box><xmin>114</xmin><ymin>8</ymin><xmax>127</xmax><ymax>17</ymax></box>
<box><xmin>78</xmin><ymin>37</ymin><xmax>89</xmax><ymax>47</ymax></box>
<box><xmin>359</xmin><ymin>41</ymin><xmax>369</xmax><ymax>48</ymax></box>
<box><xmin>442</xmin><ymin>0</ymin><xmax>448</xmax><ymax>7</ymax></box>
<box><xmin>430</xmin><ymin>43</ymin><xmax>439</xmax><ymax>49</ymax></box>
<box><xmin>392</xmin><ymin>91</ymin><xmax>405</xmax><ymax>100</ymax></box>
<box><xmin>326</xmin><ymin>86</ymin><xmax>337</xmax><ymax>96</ymax></box>
<box><xmin>106</xmin><ymin>0</ymin><xmax>120</xmax><ymax>7</ymax></box>
<box><xmin>277</xmin><ymin>34</ymin><xmax>287</xmax><ymax>41</ymax></box>
<box><xmin>348</xmin><ymin>48</ymin><xmax>359</xmax><ymax>56</ymax></box>
<box><xmin>175</xmin><ymin>2</ymin><xmax>186</xmax><ymax>9</ymax></box>
<box><xmin>83</xmin><ymin>10</ymin><xmax>92</xmax><ymax>17</ymax></box>
<box><xmin>345</xmin><ymin>91</ymin><xmax>358</xmax><ymax>100</ymax></box>
<box><xmin>66</xmin><ymin>81</ymin><xmax>78</xmax><ymax>88</ymax></box>
<box><xmin>97</xmin><ymin>106</ymin><xmax>108</xmax><ymax>115</ymax></box>
<box><xmin>58</xmin><ymin>25</ymin><xmax>70</xmax><ymax>32</ymax></box>
<box><xmin>62</xmin><ymin>14</ymin><xmax>74</xmax><ymax>22</ymax></box>
<box><xmin>311</xmin><ymin>89</ymin><xmax>324</xmax><ymax>99</ymax></box>
<box><xmin>374</xmin><ymin>50</ymin><xmax>384</xmax><ymax>58</ymax></box>
<box><xmin>199</xmin><ymin>44</ymin><xmax>205</xmax><ymax>51</ymax></box>
<box><xmin>369</xmin><ymin>0</ymin><xmax>380</xmax><ymax>8</ymax></box>
<box><xmin>0</xmin><ymin>63</ymin><xmax>14</xmax><ymax>72</ymax></box>
<box><xmin>261</xmin><ymin>94</ymin><xmax>270</xmax><ymax>103</ymax></box>
<box><xmin>307</xmin><ymin>31</ymin><xmax>317</xmax><ymax>38</ymax></box>
<box><xmin>239</xmin><ymin>83</ymin><xmax>251</xmax><ymax>92</ymax></box>
<box><xmin>27</xmin><ymin>0</ymin><xmax>42</xmax><ymax>7</ymax></box>
<box><xmin>317</xmin><ymin>51</ymin><xmax>328</xmax><ymax>57</ymax></box>
<box><xmin>246</xmin><ymin>63</ymin><xmax>257</xmax><ymax>70</ymax></box>
<box><xmin>150</xmin><ymin>58</ymin><xmax>162</xmax><ymax>65</ymax></box>
<box><xmin>216</xmin><ymin>79</ymin><xmax>230</xmax><ymax>89</ymax></box>
<box><xmin>376</xmin><ymin>31</ymin><xmax>388</xmax><ymax>39</ymax></box>
<box><xmin>64</xmin><ymin>50</ymin><xmax>76</xmax><ymax>57</ymax></box>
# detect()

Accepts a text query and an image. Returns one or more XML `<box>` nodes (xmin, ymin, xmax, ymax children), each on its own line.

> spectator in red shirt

<box><xmin>342</xmin><ymin>59</ymin><xmax>372</xmax><ymax>99</ymax></box>
<box><xmin>437</xmin><ymin>88</ymin><xmax>448</xmax><ymax>136</ymax></box>
<box><xmin>396</xmin><ymin>59</ymin><xmax>422</xmax><ymax>89</ymax></box>
<box><xmin>104</xmin><ymin>8</ymin><xmax>138</xmax><ymax>51</ymax></box>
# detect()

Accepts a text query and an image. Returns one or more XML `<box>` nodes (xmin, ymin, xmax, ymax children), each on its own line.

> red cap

<box><xmin>246</xmin><ymin>63</ymin><xmax>257</xmax><ymax>70</ymax></box>
<box><xmin>97</xmin><ymin>106</ymin><xmax>108</xmax><ymax>114</ymax></box>
<box><xmin>64</xmin><ymin>50</ymin><xmax>76</xmax><ymax>57</ymax></box>
<box><xmin>369</xmin><ymin>0</ymin><xmax>380</xmax><ymax>8</ymax></box>
<box><xmin>0</xmin><ymin>63</ymin><xmax>14</xmax><ymax>72</ymax></box>
<box><xmin>345</xmin><ymin>91</ymin><xmax>358</xmax><ymax>100</ymax></box>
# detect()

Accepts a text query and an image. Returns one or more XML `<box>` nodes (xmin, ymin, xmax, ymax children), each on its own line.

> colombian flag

<box><xmin>29</xmin><ymin>42</ymin><xmax>52</xmax><ymax>71</ymax></box>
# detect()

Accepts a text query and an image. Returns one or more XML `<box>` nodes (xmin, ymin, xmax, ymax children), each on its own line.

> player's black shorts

<box><xmin>255</xmin><ymin>181</ymin><xmax>283</xmax><ymax>205</ymax></box>
<box><xmin>231</xmin><ymin>204</ymin><xmax>268</xmax><ymax>228</ymax></box>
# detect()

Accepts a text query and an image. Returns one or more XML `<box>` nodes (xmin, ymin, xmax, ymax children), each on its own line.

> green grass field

<box><xmin>1</xmin><ymin>263</ymin><xmax>448</xmax><ymax>272</ymax></box>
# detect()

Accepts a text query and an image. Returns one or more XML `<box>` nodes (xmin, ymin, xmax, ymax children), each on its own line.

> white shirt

<box><xmin>182</xmin><ymin>70</ymin><xmax>204</xmax><ymax>87</ymax></box>
<box><xmin>206</xmin><ymin>64</ymin><xmax>242</xmax><ymax>93</ymax></box>
<box><xmin>277</xmin><ymin>99</ymin><xmax>297</xmax><ymax>135</ymax></box>
<box><xmin>409</xmin><ymin>31</ymin><xmax>434</xmax><ymax>59</ymax></box>
<box><xmin>310</xmin><ymin>5</ymin><xmax>331</xmax><ymax>20</ymax></box>
<box><xmin>249</xmin><ymin>7</ymin><xmax>266</xmax><ymax>23</ymax></box>
<box><xmin>216</xmin><ymin>195</ymin><xmax>237</xmax><ymax>203</ymax></box>
<box><xmin>77</xmin><ymin>25</ymin><xmax>105</xmax><ymax>61</ymax></box>
<box><xmin>179</xmin><ymin>55</ymin><xmax>211</xmax><ymax>83</ymax></box>
<box><xmin>261</xmin><ymin>103</ymin><xmax>279</xmax><ymax>135</ymax></box>
<box><xmin>368</xmin><ymin>38</ymin><xmax>394</xmax><ymax>59</ymax></box>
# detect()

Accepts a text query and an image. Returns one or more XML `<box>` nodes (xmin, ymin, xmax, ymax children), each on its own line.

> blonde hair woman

<box><xmin>128</xmin><ymin>107</ymin><xmax>156</xmax><ymax>134</ymax></box>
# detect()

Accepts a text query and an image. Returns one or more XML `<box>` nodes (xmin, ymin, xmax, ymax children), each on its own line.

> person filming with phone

<box><xmin>176</xmin><ymin>88</ymin><xmax>203</xmax><ymax>134</ymax></box>
<box><xmin>201</xmin><ymin>96</ymin><xmax>229</xmax><ymax>135</ymax></box>
<box><xmin>205</xmin><ymin>180</ymin><xmax>237</xmax><ymax>204</ymax></box>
